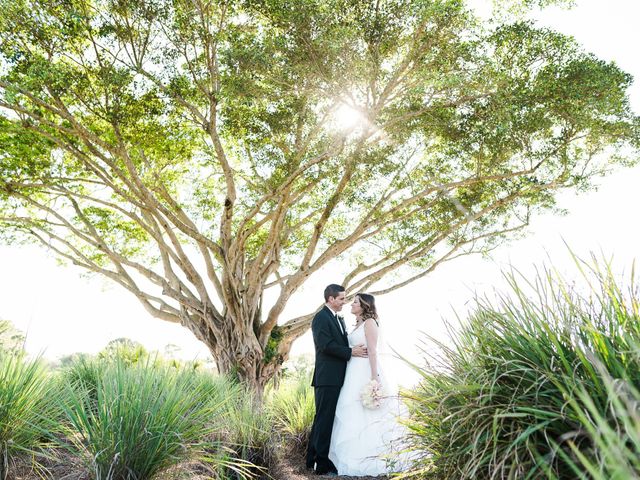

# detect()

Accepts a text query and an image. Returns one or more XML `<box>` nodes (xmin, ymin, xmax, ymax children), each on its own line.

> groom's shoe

<box><xmin>315</xmin><ymin>467</ymin><xmax>338</xmax><ymax>476</ymax></box>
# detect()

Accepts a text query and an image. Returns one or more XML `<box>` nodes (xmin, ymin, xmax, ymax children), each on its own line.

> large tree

<box><xmin>0</xmin><ymin>0</ymin><xmax>637</xmax><ymax>390</ymax></box>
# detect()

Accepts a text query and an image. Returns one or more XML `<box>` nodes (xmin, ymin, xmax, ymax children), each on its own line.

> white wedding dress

<box><xmin>328</xmin><ymin>323</ymin><xmax>409</xmax><ymax>476</ymax></box>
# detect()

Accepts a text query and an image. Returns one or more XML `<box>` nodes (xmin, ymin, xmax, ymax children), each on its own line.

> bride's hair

<box><xmin>357</xmin><ymin>293</ymin><xmax>378</xmax><ymax>322</ymax></box>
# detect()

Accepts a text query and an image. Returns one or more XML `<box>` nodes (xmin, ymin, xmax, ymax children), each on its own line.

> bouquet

<box><xmin>360</xmin><ymin>379</ymin><xmax>385</xmax><ymax>409</ymax></box>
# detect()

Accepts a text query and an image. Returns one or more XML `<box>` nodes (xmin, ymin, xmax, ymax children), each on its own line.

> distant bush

<box><xmin>97</xmin><ymin>338</ymin><xmax>149</xmax><ymax>366</ymax></box>
<box><xmin>401</xmin><ymin>257</ymin><xmax>640</xmax><ymax>479</ymax></box>
<box><xmin>0</xmin><ymin>319</ymin><xmax>25</xmax><ymax>354</ymax></box>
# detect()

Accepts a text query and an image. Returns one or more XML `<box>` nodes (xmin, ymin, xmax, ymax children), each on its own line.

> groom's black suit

<box><xmin>307</xmin><ymin>305</ymin><xmax>351</xmax><ymax>474</ymax></box>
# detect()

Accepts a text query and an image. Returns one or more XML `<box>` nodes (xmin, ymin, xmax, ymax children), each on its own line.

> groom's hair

<box><xmin>324</xmin><ymin>284</ymin><xmax>345</xmax><ymax>302</ymax></box>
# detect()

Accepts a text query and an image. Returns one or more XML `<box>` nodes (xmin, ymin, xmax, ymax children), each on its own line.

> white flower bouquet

<box><xmin>360</xmin><ymin>379</ymin><xmax>385</xmax><ymax>409</ymax></box>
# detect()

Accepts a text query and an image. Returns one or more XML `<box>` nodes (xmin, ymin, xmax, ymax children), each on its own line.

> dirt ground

<box><xmin>272</xmin><ymin>450</ymin><xmax>388</xmax><ymax>480</ymax></box>
<box><xmin>11</xmin><ymin>448</ymin><xmax>388</xmax><ymax>480</ymax></box>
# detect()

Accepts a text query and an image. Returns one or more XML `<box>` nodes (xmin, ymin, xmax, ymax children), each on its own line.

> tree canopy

<box><xmin>1</xmin><ymin>0</ymin><xmax>637</xmax><ymax>389</ymax></box>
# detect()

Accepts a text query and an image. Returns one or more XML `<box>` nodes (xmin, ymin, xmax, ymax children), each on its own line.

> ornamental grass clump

<box><xmin>61</xmin><ymin>354</ymin><xmax>103</xmax><ymax>408</ymax></box>
<box><xmin>401</xmin><ymin>256</ymin><xmax>640</xmax><ymax>479</ymax></box>
<box><xmin>0</xmin><ymin>352</ymin><xmax>61</xmax><ymax>480</ymax></box>
<box><xmin>546</xmin><ymin>358</ymin><xmax>640</xmax><ymax>480</ymax></box>
<box><xmin>267</xmin><ymin>373</ymin><xmax>315</xmax><ymax>452</ymax></box>
<box><xmin>216</xmin><ymin>388</ymin><xmax>274</xmax><ymax>477</ymax></box>
<box><xmin>61</xmin><ymin>359</ymin><xmax>228</xmax><ymax>480</ymax></box>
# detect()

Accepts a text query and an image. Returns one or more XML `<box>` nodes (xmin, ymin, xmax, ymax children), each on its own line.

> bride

<box><xmin>329</xmin><ymin>293</ymin><xmax>408</xmax><ymax>476</ymax></box>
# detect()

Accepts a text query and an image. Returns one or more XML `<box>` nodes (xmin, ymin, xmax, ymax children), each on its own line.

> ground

<box><xmin>12</xmin><ymin>449</ymin><xmax>388</xmax><ymax>480</ymax></box>
<box><xmin>272</xmin><ymin>449</ymin><xmax>388</xmax><ymax>480</ymax></box>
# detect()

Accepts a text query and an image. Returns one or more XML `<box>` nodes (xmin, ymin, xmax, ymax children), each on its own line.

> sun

<box><xmin>332</xmin><ymin>103</ymin><xmax>367</xmax><ymax>131</ymax></box>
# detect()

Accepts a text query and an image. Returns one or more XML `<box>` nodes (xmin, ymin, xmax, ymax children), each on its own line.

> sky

<box><xmin>1</xmin><ymin>0</ymin><xmax>639</xmax><ymax>385</ymax></box>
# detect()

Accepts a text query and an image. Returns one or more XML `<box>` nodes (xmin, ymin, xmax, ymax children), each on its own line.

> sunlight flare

<box><xmin>332</xmin><ymin>103</ymin><xmax>368</xmax><ymax>131</ymax></box>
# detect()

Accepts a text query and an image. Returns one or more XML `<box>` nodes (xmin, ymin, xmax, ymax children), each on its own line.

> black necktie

<box><xmin>334</xmin><ymin>313</ymin><xmax>344</xmax><ymax>335</ymax></box>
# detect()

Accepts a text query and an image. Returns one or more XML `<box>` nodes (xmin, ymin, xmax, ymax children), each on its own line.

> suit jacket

<box><xmin>311</xmin><ymin>305</ymin><xmax>352</xmax><ymax>387</ymax></box>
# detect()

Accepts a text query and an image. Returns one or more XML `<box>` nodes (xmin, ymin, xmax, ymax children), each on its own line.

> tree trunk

<box><xmin>190</xmin><ymin>311</ymin><xmax>291</xmax><ymax>396</ymax></box>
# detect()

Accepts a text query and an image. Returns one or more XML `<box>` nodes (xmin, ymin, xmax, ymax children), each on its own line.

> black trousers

<box><xmin>306</xmin><ymin>385</ymin><xmax>341</xmax><ymax>473</ymax></box>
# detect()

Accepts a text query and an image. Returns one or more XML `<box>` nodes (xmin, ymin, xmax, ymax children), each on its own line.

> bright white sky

<box><xmin>1</xmin><ymin>0</ymin><xmax>639</xmax><ymax>385</ymax></box>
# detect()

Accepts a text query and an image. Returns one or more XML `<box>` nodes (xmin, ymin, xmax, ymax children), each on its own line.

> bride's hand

<box><xmin>352</xmin><ymin>344</ymin><xmax>368</xmax><ymax>357</ymax></box>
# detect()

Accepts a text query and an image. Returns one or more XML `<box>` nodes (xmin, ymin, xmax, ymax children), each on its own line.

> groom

<box><xmin>306</xmin><ymin>284</ymin><xmax>367</xmax><ymax>475</ymax></box>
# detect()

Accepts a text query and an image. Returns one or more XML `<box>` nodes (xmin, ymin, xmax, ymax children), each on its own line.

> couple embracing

<box><xmin>306</xmin><ymin>284</ymin><xmax>407</xmax><ymax>477</ymax></box>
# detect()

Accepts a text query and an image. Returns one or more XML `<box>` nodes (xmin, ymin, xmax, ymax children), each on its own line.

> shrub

<box><xmin>267</xmin><ymin>373</ymin><xmax>314</xmax><ymax>452</ymax></box>
<box><xmin>97</xmin><ymin>338</ymin><xmax>149</xmax><ymax>366</ymax></box>
<box><xmin>0</xmin><ymin>320</ymin><xmax>25</xmax><ymax>354</ymax></box>
<box><xmin>557</xmin><ymin>365</ymin><xmax>640</xmax><ymax>479</ymax></box>
<box><xmin>61</xmin><ymin>359</ymin><xmax>227</xmax><ymax>480</ymax></box>
<box><xmin>0</xmin><ymin>352</ymin><xmax>61</xmax><ymax>480</ymax></box>
<box><xmin>61</xmin><ymin>354</ymin><xmax>103</xmax><ymax>407</ymax></box>
<box><xmin>217</xmin><ymin>388</ymin><xmax>274</xmax><ymax>478</ymax></box>
<box><xmin>401</xmin><ymin>257</ymin><xmax>640</xmax><ymax>479</ymax></box>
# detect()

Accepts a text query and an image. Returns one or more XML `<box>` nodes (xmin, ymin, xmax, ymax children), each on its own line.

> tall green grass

<box><xmin>554</xmin><ymin>359</ymin><xmax>640</xmax><ymax>480</ymax></box>
<box><xmin>267</xmin><ymin>373</ymin><xmax>314</xmax><ymax>453</ymax></box>
<box><xmin>61</xmin><ymin>359</ymin><xmax>228</xmax><ymax>480</ymax></box>
<box><xmin>2</xmin><ymin>344</ymin><xmax>316</xmax><ymax>478</ymax></box>
<box><xmin>0</xmin><ymin>352</ymin><xmax>61</xmax><ymax>480</ymax></box>
<box><xmin>62</xmin><ymin>354</ymin><xmax>103</xmax><ymax>406</ymax></box>
<box><xmin>217</xmin><ymin>388</ymin><xmax>274</xmax><ymax>477</ymax></box>
<box><xmin>401</xmin><ymin>257</ymin><xmax>640</xmax><ymax>479</ymax></box>
<box><xmin>195</xmin><ymin>372</ymin><xmax>312</xmax><ymax>478</ymax></box>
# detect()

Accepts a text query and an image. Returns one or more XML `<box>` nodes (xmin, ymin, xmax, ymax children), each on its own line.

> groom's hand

<box><xmin>351</xmin><ymin>344</ymin><xmax>368</xmax><ymax>358</ymax></box>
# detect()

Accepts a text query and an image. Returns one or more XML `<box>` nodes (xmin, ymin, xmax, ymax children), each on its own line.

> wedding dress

<box><xmin>328</xmin><ymin>322</ymin><xmax>409</xmax><ymax>476</ymax></box>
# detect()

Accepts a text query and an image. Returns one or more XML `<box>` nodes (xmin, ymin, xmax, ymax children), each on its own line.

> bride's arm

<box><xmin>364</xmin><ymin>319</ymin><xmax>379</xmax><ymax>380</ymax></box>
